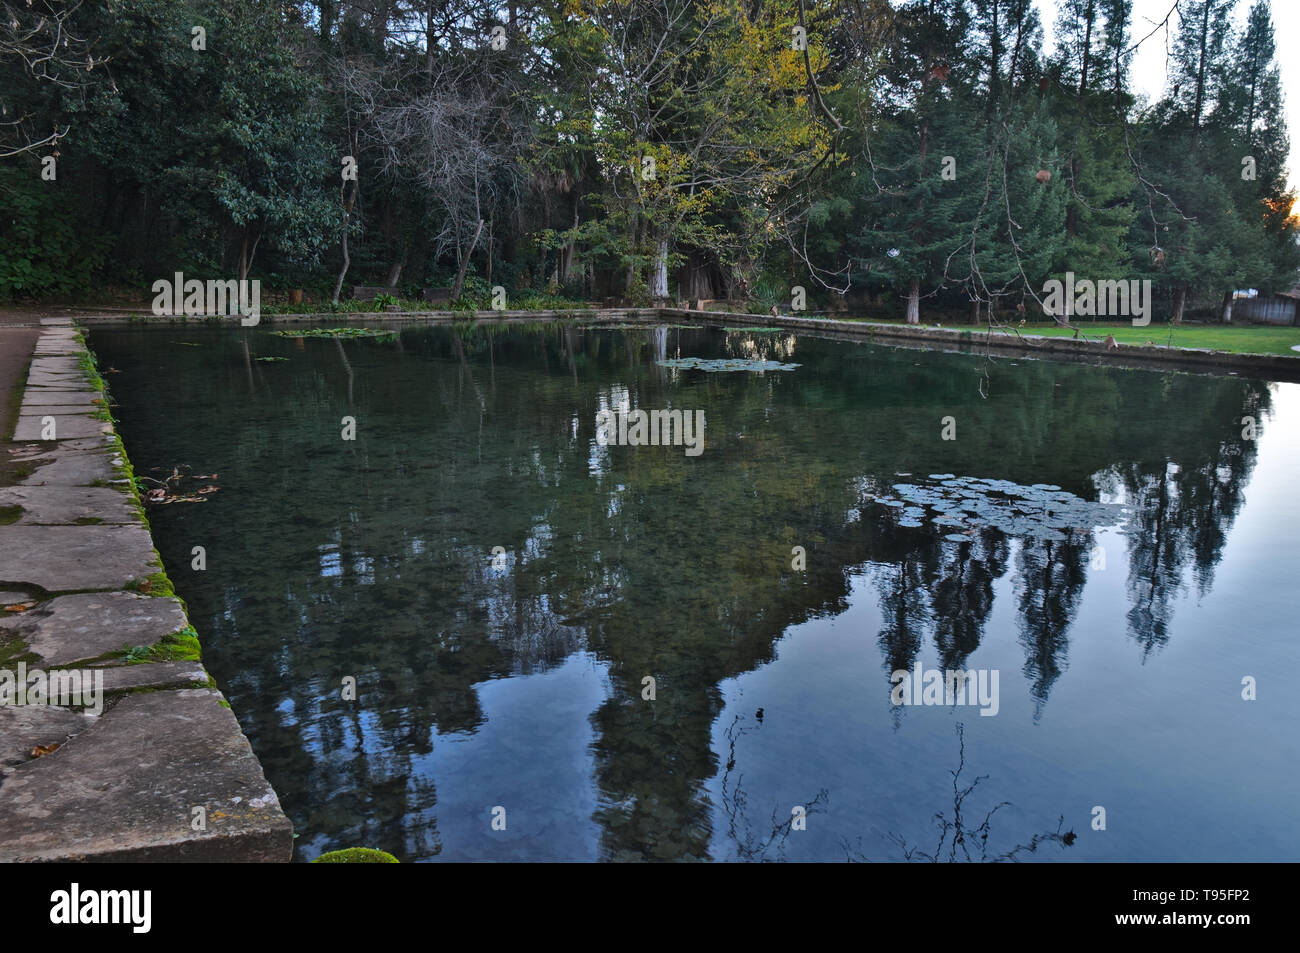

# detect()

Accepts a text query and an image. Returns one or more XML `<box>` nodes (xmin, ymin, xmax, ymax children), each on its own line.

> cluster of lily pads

<box><xmin>578</xmin><ymin>323</ymin><xmax>702</xmax><ymax>330</ymax></box>
<box><xmin>657</xmin><ymin>356</ymin><xmax>801</xmax><ymax>372</ymax></box>
<box><xmin>272</xmin><ymin>327</ymin><xmax>397</xmax><ymax>340</ymax></box>
<box><xmin>868</xmin><ymin>473</ymin><xmax>1128</xmax><ymax>542</ymax></box>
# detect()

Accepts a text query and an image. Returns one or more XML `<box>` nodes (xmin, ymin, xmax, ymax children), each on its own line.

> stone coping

<box><xmin>0</xmin><ymin>319</ymin><xmax>293</xmax><ymax>862</ymax></box>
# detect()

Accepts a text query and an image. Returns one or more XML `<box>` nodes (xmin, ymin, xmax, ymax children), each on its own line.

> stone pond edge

<box><xmin>0</xmin><ymin>318</ymin><xmax>294</xmax><ymax>862</ymax></box>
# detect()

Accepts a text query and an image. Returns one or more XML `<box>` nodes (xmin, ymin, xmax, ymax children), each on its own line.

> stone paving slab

<box><xmin>13</xmin><ymin>413</ymin><xmax>111</xmax><ymax>441</ymax></box>
<box><xmin>19</xmin><ymin>389</ymin><xmax>101</xmax><ymax>405</ymax></box>
<box><xmin>0</xmin><ymin>485</ymin><xmax>137</xmax><ymax>524</ymax></box>
<box><xmin>0</xmin><ymin>689</ymin><xmax>293</xmax><ymax>862</ymax></box>
<box><xmin>17</xmin><ymin>405</ymin><xmax>101</xmax><ymax>419</ymax></box>
<box><xmin>19</xmin><ymin>448</ymin><xmax>120</xmax><ymax>486</ymax></box>
<box><xmin>31</xmin><ymin>435</ymin><xmax>117</xmax><ymax>452</ymax></box>
<box><xmin>0</xmin><ymin>591</ymin><xmax>187</xmax><ymax>665</ymax></box>
<box><xmin>32</xmin><ymin>347</ymin><xmax>81</xmax><ymax>357</ymax></box>
<box><xmin>0</xmin><ymin>705</ymin><xmax>97</xmax><ymax>767</ymax></box>
<box><xmin>24</xmin><ymin>374</ymin><xmax>95</xmax><ymax>384</ymax></box>
<box><xmin>24</xmin><ymin>373</ymin><xmax>88</xmax><ymax>387</ymax></box>
<box><xmin>97</xmin><ymin>661</ymin><xmax>208</xmax><ymax>693</ymax></box>
<box><xmin>29</xmin><ymin>357</ymin><xmax>81</xmax><ymax>372</ymax></box>
<box><xmin>0</xmin><ymin>524</ymin><xmax>158</xmax><ymax>592</ymax></box>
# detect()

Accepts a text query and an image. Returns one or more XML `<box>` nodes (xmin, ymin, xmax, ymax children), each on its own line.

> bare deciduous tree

<box><xmin>0</xmin><ymin>0</ymin><xmax>106</xmax><ymax>159</ymax></box>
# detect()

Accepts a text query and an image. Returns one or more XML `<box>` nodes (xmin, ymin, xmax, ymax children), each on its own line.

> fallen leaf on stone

<box><xmin>30</xmin><ymin>743</ymin><xmax>61</xmax><ymax>758</ymax></box>
<box><xmin>3</xmin><ymin>602</ymin><xmax>36</xmax><ymax>612</ymax></box>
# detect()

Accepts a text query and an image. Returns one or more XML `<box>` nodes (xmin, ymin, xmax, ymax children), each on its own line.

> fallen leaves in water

<box><xmin>141</xmin><ymin>464</ymin><xmax>221</xmax><ymax>505</ymax></box>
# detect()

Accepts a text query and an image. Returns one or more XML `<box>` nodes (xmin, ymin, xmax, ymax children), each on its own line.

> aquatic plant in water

<box><xmin>657</xmin><ymin>357</ymin><xmax>801</xmax><ymax>372</ymax></box>
<box><xmin>272</xmin><ymin>328</ymin><xmax>397</xmax><ymax>340</ymax></box>
<box><xmin>579</xmin><ymin>323</ymin><xmax>702</xmax><ymax>330</ymax></box>
<box><xmin>867</xmin><ymin>473</ymin><xmax>1128</xmax><ymax>541</ymax></box>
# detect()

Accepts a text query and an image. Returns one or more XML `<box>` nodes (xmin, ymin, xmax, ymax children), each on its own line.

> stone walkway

<box><xmin>0</xmin><ymin>318</ymin><xmax>292</xmax><ymax>861</ymax></box>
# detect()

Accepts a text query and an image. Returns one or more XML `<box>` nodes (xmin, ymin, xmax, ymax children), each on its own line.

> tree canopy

<box><xmin>0</xmin><ymin>0</ymin><xmax>1295</xmax><ymax>322</ymax></box>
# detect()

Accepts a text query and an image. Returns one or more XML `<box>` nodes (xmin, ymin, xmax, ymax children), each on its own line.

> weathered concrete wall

<box><xmin>0</xmin><ymin>318</ymin><xmax>293</xmax><ymax>862</ymax></box>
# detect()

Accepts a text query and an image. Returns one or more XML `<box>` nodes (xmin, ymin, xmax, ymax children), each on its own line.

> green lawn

<box><xmin>841</xmin><ymin>317</ymin><xmax>1300</xmax><ymax>357</ymax></box>
<box><xmin>1002</xmin><ymin>322</ymin><xmax>1300</xmax><ymax>357</ymax></box>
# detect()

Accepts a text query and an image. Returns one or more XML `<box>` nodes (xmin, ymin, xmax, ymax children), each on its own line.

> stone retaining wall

<box><xmin>0</xmin><ymin>318</ymin><xmax>292</xmax><ymax>862</ymax></box>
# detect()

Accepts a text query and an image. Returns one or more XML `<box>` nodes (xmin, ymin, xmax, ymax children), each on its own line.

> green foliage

<box><xmin>0</xmin><ymin>0</ymin><xmax>1291</xmax><ymax>323</ymax></box>
<box><xmin>0</xmin><ymin>165</ymin><xmax>108</xmax><ymax>298</ymax></box>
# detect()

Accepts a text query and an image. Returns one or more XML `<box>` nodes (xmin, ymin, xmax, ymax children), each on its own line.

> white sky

<box><xmin>1036</xmin><ymin>0</ymin><xmax>1299</xmax><ymax>191</ymax></box>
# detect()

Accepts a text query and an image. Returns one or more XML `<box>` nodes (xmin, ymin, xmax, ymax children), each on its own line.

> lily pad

<box><xmin>656</xmin><ymin>357</ymin><xmax>801</xmax><ymax>372</ymax></box>
<box><xmin>870</xmin><ymin>471</ymin><xmax>1128</xmax><ymax>541</ymax></box>
<box><xmin>273</xmin><ymin>328</ymin><xmax>397</xmax><ymax>340</ymax></box>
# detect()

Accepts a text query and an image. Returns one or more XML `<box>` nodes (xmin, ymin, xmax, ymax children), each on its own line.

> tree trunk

<box><xmin>1221</xmin><ymin>290</ymin><xmax>1234</xmax><ymax>324</ymax></box>
<box><xmin>238</xmin><ymin>230</ymin><xmax>261</xmax><ymax>283</ymax></box>
<box><xmin>450</xmin><ymin>218</ymin><xmax>485</xmax><ymax>302</ymax></box>
<box><xmin>1192</xmin><ymin>1</ymin><xmax>1210</xmax><ymax>140</ymax></box>
<box><xmin>625</xmin><ymin>216</ymin><xmax>639</xmax><ymax>295</ymax></box>
<box><xmin>425</xmin><ymin>1</ymin><xmax>435</xmax><ymax>76</ymax></box>
<box><xmin>331</xmin><ymin>175</ymin><xmax>357</xmax><ymax>306</ymax></box>
<box><xmin>905</xmin><ymin>278</ymin><xmax>920</xmax><ymax>324</ymax></box>
<box><xmin>384</xmin><ymin>261</ymin><xmax>402</xmax><ymax>288</ymax></box>
<box><xmin>561</xmin><ymin>207</ymin><xmax>578</xmax><ymax>285</ymax></box>
<box><xmin>650</xmin><ymin>240</ymin><xmax>669</xmax><ymax>298</ymax></box>
<box><xmin>320</xmin><ymin>0</ymin><xmax>335</xmax><ymax>43</ymax></box>
<box><xmin>1171</xmin><ymin>285</ymin><xmax>1188</xmax><ymax>325</ymax></box>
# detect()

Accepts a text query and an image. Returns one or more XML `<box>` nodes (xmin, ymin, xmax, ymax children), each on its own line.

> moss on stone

<box><xmin>0</xmin><ymin>634</ymin><xmax>38</xmax><ymax>669</ymax></box>
<box><xmin>312</xmin><ymin>848</ymin><xmax>399</xmax><ymax>864</ymax></box>
<box><xmin>0</xmin><ymin>504</ymin><xmax>22</xmax><ymax>525</ymax></box>
<box><xmin>126</xmin><ymin>571</ymin><xmax>176</xmax><ymax>599</ymax></box>
<box><xmin>131</xmin><ymin>625</ymin><xmax>201</xmax><ymax>663</ymax></box>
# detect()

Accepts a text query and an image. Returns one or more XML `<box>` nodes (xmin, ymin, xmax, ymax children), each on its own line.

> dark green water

<box><xmin>89</xmin><ymin>322</ymin><xmax>1300</xmax><ymax>862</ymax></box>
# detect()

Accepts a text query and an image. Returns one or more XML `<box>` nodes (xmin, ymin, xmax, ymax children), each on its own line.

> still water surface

<box><xmin>89</xmin><ymin>323</ymin><xmax>1300</xmax><ymax>861</ymax></box>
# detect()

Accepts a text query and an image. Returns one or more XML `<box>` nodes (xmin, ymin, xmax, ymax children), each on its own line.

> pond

<box><xmin>87</xmin><ymin>322</ymin><xmax>1300</xmax><ymax>862</ymax></box>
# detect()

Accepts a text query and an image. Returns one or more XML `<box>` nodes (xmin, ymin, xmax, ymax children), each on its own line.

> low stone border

<box><xmin>0</xmin><ymin>317</ymin><xmax>292</xmax><ymax>862</ymax></box>
<box><xmin>658</xmin><ymin>309</ymin><xmax>1300</xmax><ymax>382</ymax></box>
<box><xmin>70</xmin><ymin>307</ymin><xmax>1300</xmax><ymax>382</ymax></box>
